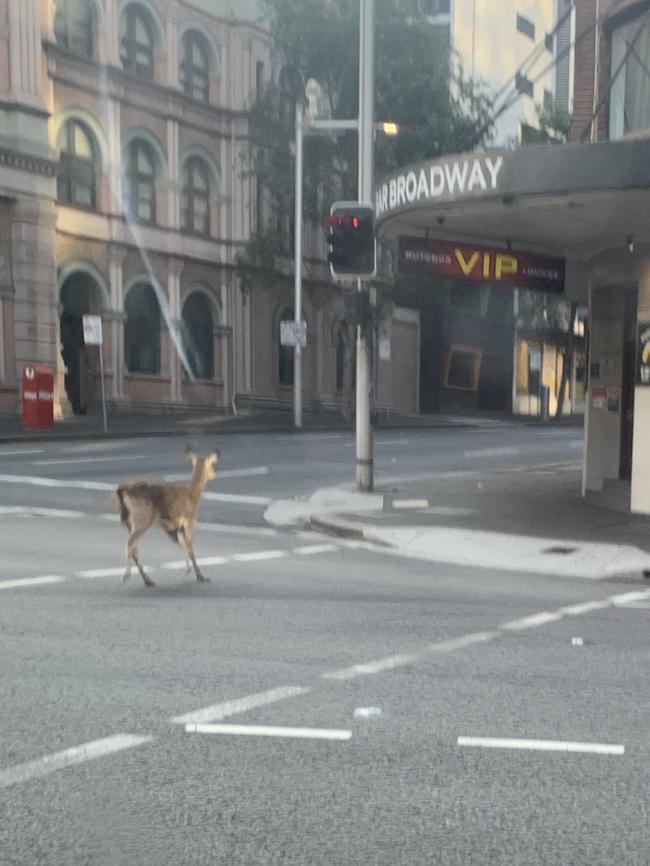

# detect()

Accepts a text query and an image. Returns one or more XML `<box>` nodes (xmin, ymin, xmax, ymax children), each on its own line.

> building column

<box><xmin>109</xmin><ymin>246</ymin><xmax>126</xmax><ymax>400</ymax></box>
<box><xmin>168</xmin><ymin>259</ymin><xmax>184</xmax><ymax>403</ymax></box>
<box><xmin>104</xmin><ymin>0</ymin><xmax>121</xmax><ymax>67</ymax></box>
<box><xmin>167</xmin><ymin>19</ymin><xmax>180</xmax><ymax>90</ymax></box>
<box><xmin>8</xmin><ymin>0</ymin><xmax>42</xmax><ymax>105</ymax></box>
<box><xmin>105</xmin><ymin>98</ymin><xmax>123</xmax><ymax>215</ymax></box>
<box><xmin>166</xmin><ymin>118</ymin><xmax>181</xmax><ymax>230</ymax></box>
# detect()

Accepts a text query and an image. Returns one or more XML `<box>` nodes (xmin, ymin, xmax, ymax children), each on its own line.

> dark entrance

<box><xmin>60</xmin><ymin>273</ymin><xmax>101</xmax><ymax>414</ymax></box>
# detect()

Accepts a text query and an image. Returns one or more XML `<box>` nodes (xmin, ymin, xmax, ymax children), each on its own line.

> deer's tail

<box><xmin>114</xmin><ymin>486</ymin><xmax>130</xmax><ymax>527</ymax></box>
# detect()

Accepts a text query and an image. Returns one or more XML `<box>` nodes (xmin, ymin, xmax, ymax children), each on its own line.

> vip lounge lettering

<box><xmin>454</xmin><ymin>248</ymin><xmax>517</xmax><ymax>281</ymax></box>
<box><xmin>375</xmin><ymin>155</ymin><xmax>504</xmax><ymax>218</ymax></box>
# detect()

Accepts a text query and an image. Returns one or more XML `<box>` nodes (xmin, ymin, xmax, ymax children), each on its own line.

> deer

<box><xmin>114</xmin><ymin>448</ymin><xmax>220</xmax><ymax>587</ymax></box>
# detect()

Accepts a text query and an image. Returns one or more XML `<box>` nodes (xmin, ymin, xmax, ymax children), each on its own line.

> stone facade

<box><xmin>0</xmin><ymin>0</ymin><xmax>420</xmax><ymax>421</ymax></box>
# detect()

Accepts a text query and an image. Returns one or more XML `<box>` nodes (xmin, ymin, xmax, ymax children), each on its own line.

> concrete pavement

<box><xmin>266</xmin><ymin>457</ymin><xmax>650</xmax><ymax>581</ymax></box>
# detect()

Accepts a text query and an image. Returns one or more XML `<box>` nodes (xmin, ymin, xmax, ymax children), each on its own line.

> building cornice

<box><xmin>0</xmin><ymin>147</ymin><xmax>57</xmax><ymax>177</ymax></box>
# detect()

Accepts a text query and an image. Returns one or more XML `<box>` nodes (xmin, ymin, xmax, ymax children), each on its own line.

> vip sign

<box><xmin>637</xmin><ymin>323</ymin><xmax>650</xmax><ymax>385</ymax></box>
<box><xmin>398</xmin><ymin>237</ymin><xmax>565</xmax><ymax>294</ymax></box>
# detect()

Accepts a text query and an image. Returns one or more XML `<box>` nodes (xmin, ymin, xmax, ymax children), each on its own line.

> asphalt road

<box><xmin>1</xmin><ymin>425</ymin><xmax>649</xmax><ymax>866</ymax></box>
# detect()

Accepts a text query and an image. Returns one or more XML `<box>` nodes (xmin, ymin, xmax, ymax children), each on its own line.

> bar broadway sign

<box><xmin>399</xmin><ymin>236</ymin><xmax>565</xmax><ymax>294</ymax></box>
<box><xmin>375</xmin><ymin>155</ymin><xmax>504</xmax><ymax>219</ymax></box>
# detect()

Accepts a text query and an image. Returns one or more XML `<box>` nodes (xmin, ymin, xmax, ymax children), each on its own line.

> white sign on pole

<box><xmin>82</xmin><ymin>315</ymin><xmax>103</xmax><ymax>346</ymax></box>
<box><xmin>281</xmin><ymin>320</ymin><xmax>307</xmax><ymax>347</ymax></box>
<box><xmin>529</xmin><ymin>347</ymin><xmax>541</xmax><ymax>372</ymax></box>
<box><xmin>379</xmin><ymin>336</ymin><xmax>391</xmax><ymax>361</ymax></box>
<box><xmin>82</xmin><ymin>314</ymin><xmax>108</xmax><ymax>432</ymax></box>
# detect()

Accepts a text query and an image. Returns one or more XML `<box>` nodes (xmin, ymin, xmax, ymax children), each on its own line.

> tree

<box><xmin>237</xmin><ymin>0</ymin><xmax>495</xmax><ymax>283</ymax></box>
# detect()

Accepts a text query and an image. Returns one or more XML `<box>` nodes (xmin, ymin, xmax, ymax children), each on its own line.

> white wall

<box><xmin>452</xmin><ymin>0</ymin><xmax>557</xmax><ymax>145</ymax></box>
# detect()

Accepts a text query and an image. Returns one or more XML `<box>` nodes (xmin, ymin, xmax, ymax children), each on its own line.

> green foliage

<box><xmin>238</xmin><ymin>0</ymin><xmax>494</xmax><ymax>288</ymax></box>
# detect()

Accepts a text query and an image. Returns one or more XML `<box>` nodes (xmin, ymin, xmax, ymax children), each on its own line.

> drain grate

<box><xmin>543</xmin><ymin>546</ymin><xmax>579</xmax><ymax>555</ymax></box>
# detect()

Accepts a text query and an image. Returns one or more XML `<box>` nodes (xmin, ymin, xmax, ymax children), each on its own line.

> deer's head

<box><xmin>186</xmin><ymin>448</ymin><xmax>220</xmax><ymax>482</ymax></box>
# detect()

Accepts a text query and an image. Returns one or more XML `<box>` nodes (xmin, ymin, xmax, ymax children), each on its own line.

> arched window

<box><xmin>126</xmin><ymin>140</ymin><xmax>156</xmax><ymax>224</ymax></box>
<box><xmin>183</xmin><ymin>293</ymin><xmax>214</xmax><ymax>379</ymax></box>
<box><xmin>182</xmin><ymin>158</ymin><xmax>210</xmax><ymax>236</ymax></box>
<box><xmin>180</xmin><ymin>31</ymin><xmax>210</xmax><ymax>102</ymax></box>
<box><xmin>54</xmin><ymin>0</ymin><xmax>94</xmax><ymax>58</ymax></box>
<box><xmin>120</xmin><ymin>5</ymin><xmax>155</xmax><ymax>79</ymax></box>
<box><xmin>278</xmin><ymin>306</ymin><xmax>294</xmax><ymax>386</ymax></box>
<box><xmin>57</xmin><ymin>120</ymin><xmax>97</xmax><ymax>209</ymax></box>
<box><xmin>125</xmin><ymin>283</ymin><xmax>160</xmax><ymax>374</ymax></box>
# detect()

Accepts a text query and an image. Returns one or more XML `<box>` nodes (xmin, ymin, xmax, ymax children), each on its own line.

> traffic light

<box><xmin>326</xmin><ymin>201</ymin><xmax>376</xmax><ymax>279</ymax></box>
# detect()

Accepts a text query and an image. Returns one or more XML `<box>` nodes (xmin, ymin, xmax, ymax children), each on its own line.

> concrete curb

<box><xmin>0</xmin><ymin>418</ymin><xmax>496</xmax><ymax>445</ymax></box>
<box><xmin>306</xmin><ymin>515</ymin><xmax>393</xmax><ymax>547</ymax></box>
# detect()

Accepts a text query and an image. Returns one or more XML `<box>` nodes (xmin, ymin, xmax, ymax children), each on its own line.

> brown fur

<box><xmin>115</xmin><ymin>449</ymin><xmax>219</xmax><ymax>587</ymax></box>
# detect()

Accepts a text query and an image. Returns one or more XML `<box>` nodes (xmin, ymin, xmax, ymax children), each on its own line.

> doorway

<box><xmin>60</xmin><ymin>273</ymin><xmax>100</xmax><ymax>415</ymax></box>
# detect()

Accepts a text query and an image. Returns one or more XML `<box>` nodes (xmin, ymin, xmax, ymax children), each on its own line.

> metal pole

<box><xmin>356</xmin><ymin>0</ymin><xmax>375</xmax><ymax>491</ymax></box>
<box><xmin>98</xmin><ymin>343</ymin><xmax>108</xmax><ymax>433</ymax></box>
<box><xmin>294</xmin><ymin>102</ymin><xmax>303</xmax><ymax>429</ymax></box>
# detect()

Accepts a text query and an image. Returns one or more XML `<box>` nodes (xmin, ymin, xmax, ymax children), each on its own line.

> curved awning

<box><xmin>374</xmin><ymin>138</ymin><xmax>650</xmax><ymax>259</ymax></box>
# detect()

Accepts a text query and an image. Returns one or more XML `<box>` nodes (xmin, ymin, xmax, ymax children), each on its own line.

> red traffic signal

<box><xmin>326</xmin><ymin>202</ymin><xmax>376</xmax><ymax>278</ymax></box>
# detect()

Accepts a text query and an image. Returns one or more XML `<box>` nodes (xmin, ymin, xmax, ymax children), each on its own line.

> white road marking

<box><xmin>161</xmin><ymin>556</ymin><xmax>228</xmax><ymax>570</ymax></box>
<box><xmin>393</xmin><ymin>499</ymin><xmax>429</xmax><ymax>509</ymax></box>
<box><xmin>33</xmin><ymin>455</ymin><xmax>147</xmax><ymax>466</ymax></box>
<box><xmin>500</xmin><ymin>611</ymin><xmax>564</xmax><ymax>631</ymax></box>
<box><xmin>76</xmin><ymin>567</ymin><xmax>127</xmax><ymax>579</ymax></box>
<box><xmin>231</xmin><ymin>550</ymin><xmax>287</xmax><ymax>562</ymax></box>
<box><xmin>0</xmin><ymin>449</ymin><xmax>45</xmax><ymax>457</ymax></box>
<box><xmin>0</xmin><ymin>505</ymin><xmax>85</xmax><ymax>519</ymax></box>
<box><xmin>170</xmin><ymin>686</ymin><xmax>310</xmax><ymax>725</ymax></box>
<box><xmin>558</xmin><ymin>600</ymin><xmax>611</xmax><ymax>616</ymax></box>
<box><xmin>185</xmin><ymin>723</ymin><xmax>351</xmax><ymax>741</ymax></box>
<box><xmin>457</xmin><ymin>736</ymin><xmax>624</xmax><ymax>756</ymax></box>
<box><xmin>195</xmin><ymin>522</ymin><xmax>279</xmax><ymax>537</ymax></box>
<box><xmin>464</xmin><ymin>446</ymin><xmax>520</xmax><ymax>458</ymax></box>
<box><xmin>322</xmin><ymin>629</ymin><xmax>499</xmax><ymax>681</ymax></box>
<box><xmin>202</xmin><ymin>492</ymin><xmax>272</xmax><ymax>506</ymax></box>
<box><xmin>0</xmin><ymin>473</ymin><xmax>113</xmax><ymax>491</ymax></box>
<box><xmin>0</xmin><ymin>734</ymin><xmax>153</xmax><ymax>789</ymax></box>
<box><xmin>165</xmin><ymin>466</ymin><xmax>269</xmax><ymax>481</ymax></box>
<box><xmin>0</xmin><ymin>575</ymin><xmax>64</xmax><ymax>590</ymax></box>
<box><xmin>293</xmin><ymin>544</ymin><xmax>339</xmax><ymax>555</ymax></box>
<box><xmin>346</xmin><ymin>439</ymin><xmax>410</xmax><ymax>447</ymax></box>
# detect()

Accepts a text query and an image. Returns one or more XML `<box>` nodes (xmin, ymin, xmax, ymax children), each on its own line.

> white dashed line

<box><xmin>0</xmin><ymin>575</ymin><xmax>64</xmax><ymax>591</ymax></box>
<box><xmin>0</xmin><ymin>474</ymin><xmax>113</xmax><ymax>491</ymax></box>
<box><xmin>165</xmin><ymin>466</ymin><xmax>269</xmax><ymax>481</ymax></box>
<box><xmin>457</xmin><ymin>736</ymin><xmax>625</xmax><ymax>756</ymax></box>
<box><xmin>231</xmin><ymin>550</ymin><xmax>287</xmax><ymax>562</ymax></box>
<box><xmin>33</xmin><ymin>455</ymin><xmax>147</xmax><ymax>466</ymax></box>
<box><xmin>464</xmin><ymin>446</ymin><xmax>520</xmax><ymax>458</ymax></box>
<box><xmin>185</xmin><ymin>723</ymin><xmax>351</xmax><ymax>741</ymax></box>
<box><xmin>0</xmin><ymin>449</ymin><xmax>45</xmax><ymax>457</ymax></box>
<box><xmin>500</xmin><ymin>611</ymin><xmax>564</xmax><ymax>631</ymax></box>
<box><xmin>0</xmin><ymin>734</ymin><xmax>154</xmax><ymax>789</ymax></box>
<box><xmin>170</xmin><ymin>686</ymin><xmax>310</xmax><ymax>725</ymax></box>
<box><xmin>202</xmin><ymin>492</ymin><xmax>272</xmax><ymax>506</ymax></box>
<box><xmin>393</xmin><ymin>499</ymin><xmax>429</xmax><ymax>509</ymax></box>
<box><xmin>293</xmin><ymin>544</ymin><xmax>339</xmax><ymax>555</ymax></box>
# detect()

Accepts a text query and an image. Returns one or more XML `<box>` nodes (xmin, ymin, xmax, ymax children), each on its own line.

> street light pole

<box><xmin>356</xmin><ymin>0</ymin><xmax>375</xmax><ymax>491</ymax></box>
<box><xmin>294</xmin><ymin>102</ymin><xmax>304</xmax><ymax>429</ymax></box>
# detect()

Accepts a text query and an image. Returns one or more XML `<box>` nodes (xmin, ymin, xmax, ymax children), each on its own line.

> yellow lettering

<box><xmin>482</xmin><ymin>254</ymin><xmax>490</xmax><ymax>279</ymax></box>
<box><xmin>455</xmin><ymin>249</ymin><xmax>480</xmax><ymax>276</ymax></box>
<box><xmin>495</xmin><ymin>255</ymin><xmax>518</xmax><ymax>280</ymax></box>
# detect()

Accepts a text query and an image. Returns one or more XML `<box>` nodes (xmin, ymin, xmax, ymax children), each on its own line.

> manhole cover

<box><xmin>543</xmin><ymin>546</ymin><xmax>579</xmax><ymax>555</ymax></box>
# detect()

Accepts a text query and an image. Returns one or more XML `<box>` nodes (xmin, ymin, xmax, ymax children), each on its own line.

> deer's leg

<box><xmin>179</xmin><ymin>526</ymin><xmax>209</xmax><ymax>583</ymax></box>
<box><xmin>164</xmin><ymin>526</ymin><xmax>190</xmax><ymax>574</ymax></box>
<box><xmin>127</xmin><ymin>527</ymin><xmax>155</xmax><ymax>587</ymax></box>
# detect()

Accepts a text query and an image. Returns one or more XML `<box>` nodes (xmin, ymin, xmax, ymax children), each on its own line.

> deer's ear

<box><xmin>210</xmin><ymin>449</ymin><xmax>220</xmax><ymax>466</ymax></box>
<box><xmin>186</xmin><ymin>449</ymin><xmax>198</xmax><ymax>465</ymax></box>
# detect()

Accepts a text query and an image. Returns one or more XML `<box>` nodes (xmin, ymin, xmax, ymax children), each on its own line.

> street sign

<box><xmin>82</xmin><ymin>314</ymin><xmax>108</xmax><ymax>433</ymax></box>
<box><xmin>82</xmin><ymin>315</ymin><xmax>103</xmax><ymax>346</ymax></box>
<box><xmin>280</xmin><ymin>320</ymin><xmax>307</xmax><ymax>347</ymax></box>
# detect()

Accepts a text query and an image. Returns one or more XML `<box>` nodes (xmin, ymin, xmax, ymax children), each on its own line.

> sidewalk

<box><xmin>265</xmin><ymin>463</ymin><xmax>650</xmax><ymax>581</ymax></box>
<box><xmin>0</xmin><ymin>407</ymin><xmax>582</xmax><ymax>444</ymax></box>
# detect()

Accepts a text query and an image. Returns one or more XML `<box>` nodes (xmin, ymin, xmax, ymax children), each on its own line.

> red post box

<box><xmin>22</xmin><ymin>365</ymin><xmax>55</xmax><ymax>430</ymax></box>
